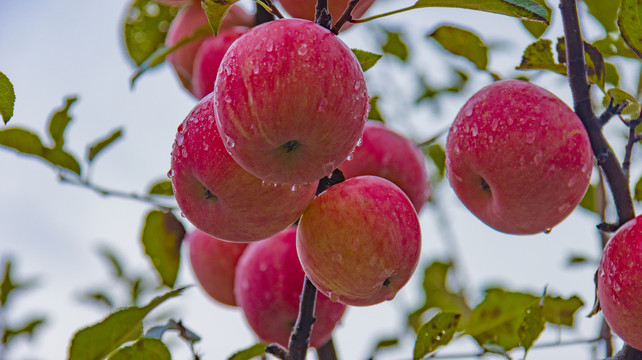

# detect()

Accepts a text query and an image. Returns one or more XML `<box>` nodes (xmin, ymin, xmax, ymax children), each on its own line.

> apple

<box><xmin>187</xmin><ymin>229</ymin><xmax>248</xmax><ymax>307</ymax></box>
<box><xmin>297</xmin><ymin>175</ymin><xmax>421</xmax><ymax>306</ymax></box>
<box><xmin>598</xmin><ymin>215</ymin><xmax>642</xmax><ymax>351</ymax></box>
<box><xmin>170</xmin><ymin>93</ymin><xmax>318</xmax><ymax>242</ymax></box>
<box><xmin>191</xmin><ymin>27</ymin><xmax>246</xmax><ymax>99</ymax></box>
<box><xmin>338</xmin><ymin>121</ymin><xmax>431</xmax><ymax>212</ymax></box>
<box><xmin>166</xmin><ymin>3</ymin><xmax>253</xmax><ymax>92</ymax></box>
<box><xmin>234</xmin><ymin>226</ymin><xmax>347</xmax><ymax>348</ymax></box>
<box><xmin>213</xmin><ymin>18</ymin><xmax>369</xmax><ymax>184</ymax></box>
<box><xmin>277</xmin><ymin>0</ymin><xmax>376</xmax><ymax>32</ymax></box>
<box><xmin>445</xmin><ymin>80</ymin><xmax>592</xmax><ymax>235</ymax></box>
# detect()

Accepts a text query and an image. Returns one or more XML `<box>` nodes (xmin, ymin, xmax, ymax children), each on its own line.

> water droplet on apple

<box><xmin>266</xmin><ymin>40</ymin><xmax>274</xmax><ymax>52</ymax></box>
<box><xmin>558</xmin><ymin>203</ymin><xmax>571</xmax><ymax>213</ymax></box>
<box><xmin>507</xmin><ymin>117</ymin><xmax>514</xmax><ymax>125</ymax></box>
<box><xmin>581</xmin><ymin>163</ymin><xmax>589</xmax><ymax>174</ymax></box>
<box><xmin>203</xmin><ymin>144</ymin><xmax>209</xmax><ymax>151</ymax></box>
<box><xmin>323</xmin><ymin>162</ymin><xmax>335</xmax><ymax>174</ymax></box>
<box><xmin>290</xmin><ymin>184</ymin><xmax>297</xmax><ymax>191</ymax></box>
<box><xmin>166</xmin><ymin>169</ymin><xmax>174</xmax><ymax>178</ymax></box>
<box><xmin>544</xmin><ymin>228</ymin><xmax>552</xmax><ymax>234</ymax></box>
<box><xmin>356</xmin><ymin>137</ymin><xmax>363</xmax><ymax>147</ymax></box>
<box><xmin>465</xmin><ymin>108</ymin><xmax>473</xmax><ymax>117</ymax></box>
<box><xmin>297</xmin><ymin>44</ymin><xmax>308</xmax><ymax>55</ymax></box>
<box><xmin>252</xmin><ymin>64</ymin><xmax>259</xmax><ymax>74</ymax></box>
<box><xmin>354</xmin><ymin>81</ymin><xmax>361</xmax><ymax>90</ymax></box>
<box><xmin>176</xmin><ymin>132</ymin><xmax>184</xmax><ymax>146</ymax></box>
<box><xmin>317</xmin><ymin>98</ymin><xmax>328</xmax><ymax>113</ymax></box>
<box><xmin>533</xmin><ymin>151</ymin><xmax>543</xmax><ymax>164</ymax></box>
<box><xmin>226</xmin><ymin>137</ymin><xmax>235</xmax><ymax>148</ymax></box>
<box><xmin>261</xmin><ymin>180</ymin><xmax>269</xmax><ymax>188</ymax></box>
<box><xmin>471</xmin><ymin>124</ymin><xmax>478</xmax><ymax>136</ymax></box>
<box><xmin>491</xmin><ymin>118</ymin><xmax>499</xmax><ymax>131</ymax></box>
<box><xmin>488</xmin><ymin>135</ymin><xmax>494</xmax><ymax>143</ymax></box>
<box><xmin>224</xmin><ymin>95</ymin><xmax>232</xmax><ymax>103</ymax></box>
<box><xmin>346</xmin><ymin>154</ymin><xmax>353</xmax><ymax>161</ymax></box>
<box><xmin>454</xmin><ymin>145</ymin><xmax>460</xmax><ymax>154</ymax></box>
<box><xmin>525</xmin><ymin>133</ymin><xmax>535</xmax><ymax>144</ymax></box>
<box><xmin>328</xmin><ymin>292</ymin><xmax>338</xmax><ymax>302</ymax></box>
<box><xmin>180</xmin><ymin>212</ymin><xmax>186</xmax><ymax>218</ymax></box>
<box><xmin>568</xmin><ymin>175</ymin><xmax>578</xmax><ymax>187</ymax></box>
<box><xmin>181</xmin><ymin>148</ymin><xmax>188</xmax><ymax>158</ymax></box>
<box><xmin>177</xmin><ymin>122</ymin><xmax>185</xmax><ymax>133</ymax></box>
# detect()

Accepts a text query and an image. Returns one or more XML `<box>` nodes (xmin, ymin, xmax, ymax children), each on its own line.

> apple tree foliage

<box><xmin>2</xmin><ymin>0</ymin><xmax>642</xmax><ymax>359</ymax></box>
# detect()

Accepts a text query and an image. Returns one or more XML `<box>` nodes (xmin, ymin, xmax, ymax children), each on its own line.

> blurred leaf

<box><xmin>0</xmin><ymin>259</ymin><xmax>18</xmax><ymax>307</ymax></box>
<box><xmin>148</xmin><ymin>180</ymin><xmax>174</xmax><ymax>196</ymax></box>
<box><xmin>408</xmin><ymin>261</ymin><xmax>470</xmax><ymax>331</ymax></box>
<box><xmin>79</xmin><ymin>291</ymin><xmax>115</xmax><ymax>310</ymax></box>
<box><xmin>422</xmin><ymin>144</ymin><xmax>446</xmax><ymax>180</ymax></box>
<box><xmin>98</xmin><ymin>246</ymin><xmax>126</xmax><ymax>279</ymax></box>
<box><xmin>0</xmin><ymin>71</ymin><xmax>15</xmax><ymax>124</ymax></box>
<box><xmin>584</xmin><ymin>0</ymin><xmax>620</xmax><ymax>33</ymax></box>
<box><xmin>618</xmin><ymin>0</ymin><xmax>642</xmax><ymax>59</ymax></box>
<box><xmin>557</xmin><ymin>38</ymin><xmax>605</xmax><ymax>91</ymax></box>
<box><xmin>202</xmin><ymin>0</ymin><xmax>238</xmax><ymax>35</ymax></box>
<box><xmin>146</xmin><ymin>319</ymin><xmax>200</xmax><ymax>344</ymax></box>
<box><xmin>605</xmin><ymin>62</ymin><xmax>620</xmax><ymax>87</ymax></box>
<box><xmin>593</xmin><ymin>34</ymin><xmax>638</xmax><ymax>59</ymax></box>
<box><xmin>107</xmin><ymin>337</ymin><xmax>171</xmax><ymax>360</ymax></box>
<box><xmin>368</xmin><ymin>96</ymin><xmax>385</xmax><ymax>122</ymax></box>
<box><xmin>351</xmin><ymin>49</ymin><xmax>383</xmax><ymax>72</ymax></box>
<box><xmin>382</xmin><ymin>30</ymin><xmax>409</xmax><ymax>61</ymax></box>
<box><xmin>88</xmin><ymin>128</ymin><xmax>124</xmax><ymax>163</ymax></box>
<box><xmin>579</xmin><ymin>183</ymin><xmax>597</xmax><ymax>214</ymax></box>
<box><xmin>413</xmin><ymin>312</ymin><xmax>461</xmax><ymax>360</ymax></box>
<box><xmin>44</xmin><ymin>149</ymin><xmax>82</xmax><ymax>175</ymax></box>
<box><xmin>141</xmin><ymin>210</ymin><xmax>185</xmax><ymax>288</ymax></box>
<box><xmin>2</xmin><ymin>317</ymin><xmax>46</xmax><ymax>345</ymax></box>
<box><xmin>227</xmin><ymin>343</ymin><xmax>267</xmax><ymax>360</ymax></box>
<box><xmin>542</xmin><ymin>295</ymin><xmax>583</xmax><ymax>326</ymax></box>
<box><xmin>48</xmin><ymin>97</ymin><xmax>77</xmax><ymax>150</ymax></box>
<box><xmin>518</xmin><ymin>305</ymin><xmax>544</xmax><ymax>356</ymax></box>
<box><xmin>635</xmin><ymin>175</ymin><xmax>642</xmax><ymax>201</ymax></box>
<box><xmin>68</xmin><ymin>287</ymin><xmax>185</xmax><ymax>360</ymax></box>
<box><xmin>603</xmin><ymin>88</ymin><xmax>641</xmax><ymax>118</ymax></box>
<box><xmin>123</xmin><ymin>0</ymin><xmax>178</xmax><ymax>66</ymax></box>
<box><xmin>0</xmin><ymin>128</ymin><xmax>81</xmax><ymax>174</ymax></box>
<box><xmin>407</xmin><ymin>0</ymin><xmax>550</xmax><ymax>23</ymax></box>
<box><xmin>429</xmin><ymin>25</ymin><xmax>488</xmax><ymax>70</ymax></box>
<box><xmin>521</xmin><ymin>0</ymin><xmax>551</xmax><ymax>38</ymax></box>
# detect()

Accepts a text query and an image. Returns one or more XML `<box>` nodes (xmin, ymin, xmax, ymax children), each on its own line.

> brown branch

<box><xmin>287</xmin><ymin>277</ymin><xmax>318</xmax><ymax>360</ymax></box>
<box><xmin>330</xmin><ymin>0</ymin><xmax>361</xmax><ymax>34</ymax></box>
<box><xmin>315</xmin><ymin>0</ymin><xmax>332</xmax><ymax>29</ymax></box>
<box><xmin>255</xmin><ymin>0</ymin><xmax>276</xmax><ymax>25</ymax></box>
<box><xmin>606</xmin><ymin>345</ymin><xmax>642</xmax><ymax>360</ymax></box>
<box><xmin>316</xmin><ymin>338</ymin><xmax>338</xmax><ymax>360</ymax></box>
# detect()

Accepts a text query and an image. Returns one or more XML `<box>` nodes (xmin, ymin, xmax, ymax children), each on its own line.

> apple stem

<box><xmin>288</xmin><ymin>277</ymin><xmax>318</xmax><ymax>360</ymax></box>
<box><xmin>315</xmin><ymin>0</ymin><xmax>332</xmax><ymax>29</ymax></box>
<box><xmin>255</xmin><ymin>0</ymin><xmax>276</xmax><ymax>26</ymax></box>
<box><xmin>330</xmin><ymin>0</ymin><xmax>361</xmax><ymax>35</ymax></box>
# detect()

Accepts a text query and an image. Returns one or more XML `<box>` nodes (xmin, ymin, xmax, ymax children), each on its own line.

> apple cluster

<box><xmin>167</xmin><ymin>14</ymin><xmax>428</xmax><ymax>348</ymax></box>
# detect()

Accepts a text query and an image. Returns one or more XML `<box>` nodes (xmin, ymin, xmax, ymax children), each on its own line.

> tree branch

<box><xmin>315</xmin><ymin>0</ymin><xmax>332</xmax><ymax>29</ymax></box>
<box><xmin>287</xmin><ymin>277</ymin><xmax>318</xmax><ymax>360</ymax></box>
<box><xmin>316</xmin><ymin>338</ymin><xmax>338</xmax><ymax>360</ymax></box>
<box><xmin>330</xmin><ymin>0</ymin><xmax>361</xmax><ymax>34</ymax></box>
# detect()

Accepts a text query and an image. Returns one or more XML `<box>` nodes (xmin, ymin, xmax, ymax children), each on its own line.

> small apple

<box><xmin>445</xmin><ymin>80</ymin><xmax>592</xmax><ymax>235</ymax></box>
<box><xmin>598</xmin><ymin>215</ymin><xmax>642</xmax><ymax>351</ymax></box>
<box><xmin>338</xmin><ymin>121</ymin><xmax>431</xmax><ymax>212</ymax></box>
<box><xmin>187</xmin><ymin>229</ymin><xmax>248</xmax><ymax>307</ymax></box>
<box><xmin>235</xmin><ymin>227</ymin><xmax>347</xmax><ymax>348</ymax></box>
<box><xmin>297</xmin><ymin>175</ymin><xmax>421</xmax><ymax>306</ymax></box>
<box><xmin>170</xmin><ymin>93</ymin><xmax>318</xmax><ymax>242</ymax></box>
<box><xmin>213</xmin><ymin>18</ymin><xmax>369</xmax><ymax>184</ymax></box>
<box><xmin>191</xmin><ymin>27</ymin><xmax>246</xmax><ymax>99</ymax></box>
<box><xmin>277</xmin><ymin>0</ymin><xmax>376</xmax><ymax>32</ymax></box>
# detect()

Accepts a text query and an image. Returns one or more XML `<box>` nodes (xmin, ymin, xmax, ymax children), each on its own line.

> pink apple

<box><xmin>191</xmin><ymin>27</ymin><xmax>246</xmax><ymax>99</ymax></box>
<box><xmin>187</xmin><ymin>229</ymin><xmax>248</xmax><ymax>307</ymax></box>
<box><xmin>445</xmin><ymin>80</ymin><xmax>592</xmax><ymax>235</ymax></box>
<box><xmin>170</xmin><ymin>93</ymin><xmax>318</xmax><ymax>242</ymax></box>
<box><xmin>213</xmin><ymin>18</ymin><xmax>369</xmax><ymax>184</ymax></box>
<box><xmin>338</xmin><ymin>121</ymin><xmax>431</xmax><ymax>212</ymax></box>
<box><xmin>234</xmin><ymin>227</ymin><xmax>347</xmax><ymax>348</ymax></box>
<box><xmin>277</xmin><ymin>0</ymin><xmax>376</xmax><ymax>32</ymax></box>
<box><xmin>598</xmin><ymin>215</ymin><xmax>642</xmax><ymax>351</ymax></box>
<box><xmin>297</xmin><ymin>176</ymin><xmax>421</xmax><ymax>306</ymax></box>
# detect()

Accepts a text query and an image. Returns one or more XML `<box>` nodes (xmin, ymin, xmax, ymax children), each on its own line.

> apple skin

<box><xmin>187</xmin><ymin>229</ymin><xmax>248</xmax><ymax>307</ymax></box>
<box><xmin>598</xmin><ymin>215</ymin><xmax>642</xmax><ymax>350</ymax></box>
<box><xmin>170</xmin><ymin>92</ymin><xmax>318</xmax><ymax>242</ymax></box>
<box><xmin>213</xmin><ymin>18</ymin><xmax>369</xmax><ymax>184</ymax></box>
<box><xmin>234</xmin><ymin>227</ymin><xmax>347</xmax><ymax>348</ymax></box>
<box><xmin>166</xmin><ymin>3</ymin><xmax>253</xmax><ymax>92</ymax></box>
<box><xmin>297</xmin><ymin>175</ymin><xmax>421</xmax><ymax>306</ymax></box>
<box><xmin>191</xmin><ymin>27</ymin><xmax>246</xmax><ymax>99</ymax></box>
<box><xmin>277</xmin><ymin>0</ymin><xmax>375</xmax><ymax>32</ymax></box>
<box><xmin>338</xmin><ymin>121</ymin><xmax>431</xmax><ymax>212</ymax></box>
<box><xmin>445</xmin><ymin>80</ymin><xmax>593</xmax><ymax>235</ymax></box>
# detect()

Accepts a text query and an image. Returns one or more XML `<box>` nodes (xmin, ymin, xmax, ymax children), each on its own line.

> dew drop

<box><xmin>323</xmin><ymin>162</ymin><xmax>335</xmax><ymax>174</ymax></box>
<box><xmin>203</xmin><ymin>144</ymin><xmax>209</xmax><ymax>151</ymax></box>
<box><xmin>261</xmin><ymin>180</ymin><xmax>269</xmax><ymax>188</ymax></box>
<box><xmin>317</xmin><ymin>98</ymin><xmax>328</xmax><ymax>113</ymax></box>
<box><xmin>346</xmin><ymin>154</ymin><xmax>353</xmax><ymax>161</ymax></box>
<box><xmin>581</xmin><ymin>163</ymin><xmax>589</xmax><ymax>174</ymax></box>
<box><xmin>533</xmin><ymin>151</ymin><xmax>543</xmax><ymax>164</ymax></box>
<box><xmin>356</xmin><ymin>137</ymin><xmax>363</xmax><ymax>147</ymax></box>
<box><xmin>176</xmin><ymin>132</ymin><xmax>184</xmax><ymax>146</ymax></box>
<box><xmin>181</xmin><ymin>148</ymin><xmax>188</xmax><ymax>158</ymax></box>
<box><xmin>488</xmin><ymin>135</ymin><xmax>494</xmax><ymax>143</ymax></box>
<box><xmin>180</xmin><ymin>212</ymin><xmax>186</xmax><ymax>218</ymax></box>
<box><xmin>471</xmin><ymin>124</ymin><xmax>478</xmax><ymax>136</ymax></box>
<box><xmin>354</xmin><ymin>81</ymin><xmax>361</xmax><ymax>90</ymax></box>
<box><xmin>507</xmin><ymin>117</ymin><xmax>514</xmax><ymax>125</ymax></box>
<box><xmin>290</xmin><ymin>184</ymin><xmax>297</xmax><ymax>192</ymax></box>
<box><xmin>465</xmin><ymin>108</ymin><xmax>473</xmax><ymax>117</ymax></box>
<box><xmin>224</xmin><ymin>95</ymin><xmax>232</xmax><ymax>103</ymax></box>
<box><xmin>252</xmin><ymin>64</ymin><xmax>260</xmax><ymax>74</ymax></box>
<box><xmin>454</xmin><ymin>144</ymin><xmax>460</xmax><ymax>154</ymax></box>
<box><xmin>558</xmin><ymin>203</ymin><xmax>571</xmax><ymax>213</ymax></box>
<box><xmin>297</xmin><ymin>44</ymin><xmax>308</xmax><ymax>55</ymax></box>
<box><xmin>177</xmin><ymin>122</ymin><xmax>185</xmax><ymax>133</ymax></box>
<box><xmin>166</xmin><ymin>169</ymin><xmax>174</xmax><ymax>178</ymax></box>
<box><xmin>266</xmin><ymin>40</ymin><xmax>274</xmax><ymax>52</ymax></box>
<box><xmin>568</xmin><ymin>175</ymin><xmax>578</xmax><ymax>188</ymax></box>
<box><xmin>491</xmin><ymin>118</ymin><xmax>499</xmax><ymax>131</ymax></box>
<box><xmin>226</xmin><ymin>137</ymin><xmax>235</xmax><ymax>148</ymax></box>
<box><xmin>544</xmin><ymin>228</ymin><xmax>552</xmax><ymax>234</ymax></box>
<box><xmin>525</xmin><ymin>133</ymin><xmax>535</xmax><ymax>144</ymax></box>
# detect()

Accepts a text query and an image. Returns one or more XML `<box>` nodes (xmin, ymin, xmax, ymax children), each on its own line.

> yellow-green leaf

<box><xmin>148</xmin><ymin>179</ymin><xmax>174</xmax><ymax>196</ymax></box>
<box><xmin>228</xmin><ymin>343</ymin><xmax>267</xmax><ymax>360</ymax></box>
<box><xmin>382</xmin><ymin>30</ymin><xmax>409</xmax><ymax>61</ymax></box>
<box><xmin>108</xmin><ymin>338</ymin><xmax>171</xmax><ymax>360</ymax></box>
<box><xmin>48</xmin><ymin>97</ymin><xmax>77</xmax><ymax>150</ymax></box>
<box><xmin>202</xmin><ymin>0</ymin><xmax>239</xmax><ymax>36</ymax></box>
<box><xmin>351</xmin><ymin>49</ymin><xmax>383</xmax><ymax>72</ymax></box>
<box><xmin>0</xmin><ymin>71</ymin><xmax>15</xmax><ymax>125</ymax></box>
<box><xmin>88</xmin><ymin>128</ymin><xmax>124</xmax><ymax>162</ymax></box>
<box><xmin>141</xmin><ymin>210</ymin><xmax>185</xmax><ymax>288</ymax></box>
<box><xmin>429</xmin><ymin>25</ymin><xmax>488</xmax><ymax>70</ymax></box>
<box><xmin>413</xmin><ymin>312</ymin><xmax>461</xmax><ymax>360</ymax></box>
<box><xmin>123</xmin><ymin>0</ymin><xmax>179</xmax><ymax>66</ymax></box>
<box><xmin>585</xmin><ymin>0</ymin><xmax>620</xmax><ymax>33</ymax></box>
<box><xmin>413</xmin><ymin>0</ymin><xmax>549</xmax><ymax>23</ymax></box>
<box><xmin>367</xmin><ymin>96</ymin><xmax>384</xmax><ymax>122</ymax></box>
<box><xmin>579</xmin><ymin>183</ymin><xmax>597</xmax><ymax>214</ymax></box>
<box><xmin>618</xmin><ymin>0</ymin><xmax>642</xmax><ymax>59</ymax></box>
<box><xmin>520</xmin><ymin>0</ymin><xmax>552</xmax><ymax>38</ymax></box>
<box><xmin>518</xmin><ymin>305</ymin><xmax>544</xmax><ymax>356</ymax></box>
<box><xmin>604</xmin><ymin>88</ymin><xmax>641</xmax><ymax>118</ymax></box>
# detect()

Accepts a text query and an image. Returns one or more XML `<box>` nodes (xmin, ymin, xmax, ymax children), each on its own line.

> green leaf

<box><xmin>148</xmin><ymin>179</ymin><xmax>174</xmax><ymax>196</ymax></box>
<box><xmin>618</xmin><ymin>0</ymin><xmax>642</xmax><ymax>59</ymax></box>
<box><xmin>429</xmin><ymin>25</ymin><xmax>488</xmax><ymax>70</ymax></box>
<box><xmin>108</xmin><ymin>338</ymin><xmax>171</xmax><ymax>360</ymax></box>
<box><xmin>2</xmin><ymin>317</ymin><xmax>46</xmax><ymax>345</ymax></box>
<box><xmin>518</xmin><ymin>305</ymin><xmax>544</xmax><ymax>356</ymax></box>
<box><xmin>202</xmin><ymin>0</ymin><xmax>239</xmax><ymax>36</ymax></box>
<box><xmin>78</xmin><ymin>291</ymin><xmax>115</xmax><ymax>309</ymax></box>
<box><xmin>413</xmin><ymin>0</ymin><xmax>549</xmax><ymax>23</ymax></box>
<box><xmin>67</xmin><ymin>287</ymin><xmax>185</xmax><ymax>360</ymax></box>
<box><xmin>0</xmin><ymin>71</ymin><xmax>15</xmax><ymax>125</ymax></box>
<box><xmin>585</xmin><ymin>0</ymin><xmax>620</xmax><ymax>33</ymax></box>
<box><xmin>579</xmin><ymin>183</ymin><xmax>597</xmax><ymax>214</ymax></box>
<box><xmin>557</xmin><ymin>38</ymin><xmax>606</xmax><ymax>91</ymax></box>
<box><xmin>541</xmin><ymin>295</ymin><xmax>584</xmax><ymax>326</ymax></box>
<box><xmin>593</xmin><ymin>34</ymin><xmax>638</xmax><ymax>59</ymax></box>
<box><xmin>422</xmin><ymin>144</ymin><xmax>446</xmax><ymax>180</ymax></box>
<box><xmin>48</xmin><ymin>97</ymin><xmax>77</xmax><ymax>150</ymax></box>
<box><xmin>374</xmin><ymin>337</ymin><xmax>399</xmax><ymax>351</ymax></box>
<box><xmin>88</xmin><ymin>128</ymin><xmax>124</xmax><ymax>162</ymax></box>
<box><xmin>567</xmin><ymin>254</ymin><xmax>591</xmax><ymax>266</ymax></box>
<box><xmin>123</xmin><ymin>0</ymin><xmax>179</xmax><ymax>66</ymax></box>
<box><xmin>603</xmin><ymin>88</ymin><xmax>641</xmax><ymax>118</ymax></box>
<box><xmin>367</xmin><ymin>96</ymin><xmax>385</xmax><ymax>122</ymax></box>
<box><xmin>635</xmin><ymin>175</ymin><xmax>642</xmax><ymax>201</ymax></box>
<box><xmin>97</xmin><ymin>246</ymin><xmax>126</xmax><ymax>279</ymax></box>
<box><xmin>408</xmin><ymin>261</ymin><xmax>470</xmax><ymax>331</ymax></box>
<box><xmin>413</xmin><ymin>312</ymin><xmax>461</xmax><ymax>360</ymax></box>
<box><xmin>382</xmin><ymin>30</ymin><xmax>409</xmax><ymax>61</ymax></box>
<box><xmin>0</xmin><ymin>128</ymin><xmax>47</xmax><ymax>157</ymax></box>
<box><xmin>227</xmin><ymin>343</ymin><xmax>267</xmax><ymax>360</ymax></box>
<box><xmin>0</xmin><ymin>259</ymin><xmax>17</xmax><ymax>307</ymax></box>
<box><xmin>519</xmin><ymin>0</ymin><xmax>551</xmax><ymax>38</ymax></box>
<box><xmin>605</xmin><ymin>62</ymin><xmax>620</xmax><ymax>87</ymax></box>
<box><xmin>141</xmin><ymin>210</ymin><xmax>185</xmax><ymax>288</ymax></box>
<box><xmin>351</xmin><ymin>49</ymin><xmax>383</xmax><ymax>72</ymax></box>
<box><xmin>44</xmin><ymin>148</ymin><xmax>81</xmax><ymax>175</ymax></box>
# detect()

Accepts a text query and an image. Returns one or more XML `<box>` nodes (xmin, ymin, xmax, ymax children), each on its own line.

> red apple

<box><xmin>338</xmin><ymin>121</ymin><xmax>431</xmax><ymax>212</ymax></box>
<box><xmin>297</xmin><ymin>176</ymin><xmax>421</xmax><ymax>306</ymax></box>
<box><xmin>277</xmin><ymin>0</ymin><xmax>376</xmax><ymax>32</ymax></box>
<box><xmin>213</xmin><ymin>18</ymin><xmax>369</xmax><ymax>184</ymax></box>
<box><xmin>445</xmin><ymin>80</ymin><xmax>592</xmax><ymax>235</ymax></box>
<box><xmin>598</xmin><ymin>215</ymin><xmax>642</xmax><ymax>350</ymax></box>
<box><xmin>191</xmin><ymin>27</ymin><xmax>246</xmax><ymax>99</ymax></box>
<box><xmin>187</xmin><ymin>229</ymin><xmax>248</xmax><ymax>307</ymax></box>
<box><xmin>234</xmin><ymin>227</ymin><xmax>347</xmax><ymax>348</ymax></box>
<box><xmin>170</xmin><ymin>93</ymin><xmax>318</xmax><ymax>242</ymax></box>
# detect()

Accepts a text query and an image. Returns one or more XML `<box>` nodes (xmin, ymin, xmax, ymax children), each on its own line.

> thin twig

<box><xmin>266</xmin><ymin>344</ymin><xmax>289</xmax><ymax>359</ymax></box>
<box><xmin>255</xmin><ymin>0</ymin><xmax>276</xmax><ymax>25</ymax></box>
<box><xmin>330</xmin><ymin>0</ymin><xmax>361</xmax><ymax>34</ymax></box>
<box><xmin>256</xmin><ymin>0</ymin><xmax>284</xmax><ymax>20</ymax></box>
<box><xmin>316</xmin><ymin>338</ymin><xmax>338</xmax><ymax>360</ymax></box>
<box><xmin>622</xmin><ymin>115</ymin><xmax>642</xmax><ymax>179</ymax></box>
<box><xmin>426</xmin><ymin>338</ymin><xmax>602</xmax><ymax>359</ymax></box>
<box><xmin>287</xmin><ymin>277</ymin><xmax>318</xmax><ymax>360</ymax></box>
